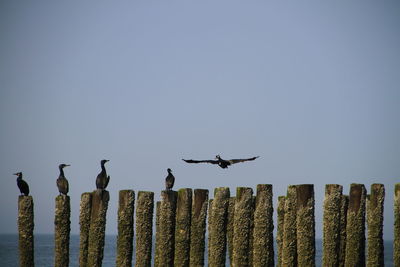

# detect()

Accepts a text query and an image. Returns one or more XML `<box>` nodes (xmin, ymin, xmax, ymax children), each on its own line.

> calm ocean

<box><xmin>0</xmin><ymin>234</ymin><xmax>394</xmax><ymax>266</ymax></box>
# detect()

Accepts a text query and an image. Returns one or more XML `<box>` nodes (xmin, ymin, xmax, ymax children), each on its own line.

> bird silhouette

<box><xmin>96</xmin><ymin>159</ymin><xmax>110</xmax><ymax>190</ymax></box>
<box><xmin>14</xmin><ymin>172</ymin><xmax>30</xmax><ymax>196</ymax></box>
<box><xmin>182</xmin><ymin>155</ymin><xmax>259</xmax><ymax>169</ymax></box>
<box><xmin>165</xmin><ymin>168</ymin><xmax>175</xmax><ymax>191</ymax></box>
<box><xmin>57</xmin><ymin>164</ymin><xmax>70</xmax><ymax>196</ymax></box>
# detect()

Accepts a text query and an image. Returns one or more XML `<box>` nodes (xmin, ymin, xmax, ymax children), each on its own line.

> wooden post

<box><xmin>189</xmin><ymin>189</ymin><xmax>208</xmax><ymax>267</ymax></box>
<box><xmin>18</xmin><ymin>196</ymin><xmax>34</xmax><ymax>267</ymax></box>
<box><xmin>339</xmin><ymin>195</ymin><xmax>349</xmax><ymax>267</ymax></box>
<box><xmin>367</xmin><ymin>184</ymin><xmax>385</xmax><ymax>267</ymax></box>
<box><xmin>154</xmin><ymin>201</ymin><xmax>161</xmax><ymax>267</ymax></box>
<box><xmin>282</xmin><ymin>185</ymin><xmax>297</xmax><ymax>267</ymax></box>
<box><xmin>226</xmin><ymin>197</ymin><xmax>235</xmax><ymax>265</ymax></box>
<box><xmin>79</xmin><ymin>192</ymin><xmax>92</xmax><ymax>267</ymax></box>
<box><xmin>174</xmin><ymin>188</ymin><xmax>192</xmax><ymax>267</ymax></box>
<box><xmin>208</xmin><ymin>187</ymin><xmax>230</xmax><ymax>267</ymax></box>
<box><xmin>296</xmin><ymin>184</ymin><xmax>315</xmax><ymax>267</ymax></box>
<box><xmin>395</xmin><ymin>183</ymin><xmax>400</xmax><ymax>267</ymax></box>
<box><xmin>248</xmin><ymin>196</ymin><xmax>255</xmax><ymax>267</ymax></box>
<box><xmin>116</xmin><ymin>190</ymin><xmax>135</xmax><ymax>267</ymax></box>
<box><xmin>156</xmin><ymin>190</ymin><xmax>178</xmax><ymax>267</ymax></box>
<box><xmin>253</xmin><ymin>184</ymin><xmax>274</xmax><ymax>267</ymax></box>
<box><xmin>55</xmin><ymin>195</ymin><xmax>71</xmax><ymax>267</ymax></box>
<box><xmin>344</xmin><ymin>184</ymin><xmax>366</xmax><ymax>267</ymax></box>
<box><xmin>277</xmin><ymin>196</ymin><xmax>286</xmax><ymax>267</ymax></box>
<box><xmin>87</xmin><ymin>190</ymin><xmax>110</xmax><ymax>267</ymax></box>
<box><xmin>232</xmin><ymin>187</ymin><xmax>253</xmax><ymax>267</ymax></box>
<box><xmin>322</xmin><ymin>184</ymin><xmax>343</xmax><ymax>267</ymax></box>
<box><xmin>207</xmin><ymin>198</ymin><xmax>214</xmax><ymax>265</ymax></box>
<box><xmin>135</xmin><ymin>191</ymin><xmax>154</xmax><ymax>267</ymax></box>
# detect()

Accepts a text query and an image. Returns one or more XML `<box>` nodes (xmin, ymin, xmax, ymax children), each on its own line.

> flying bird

<box><xmin>182</xmin><ymin>155</ymin><xmax>259</xmax><ymax>169</ymax></box>
<box><xmin>165</xmin><ymin>168</ymin><xmax>175</xmax><ymax>191</ymax></box>
<box><xmin>57</xmin><ymin>164</ymin><xmax>70</xmax><ymax>196</ymax></box>
<box><xmin>14</xmin><ymin>172</ymin><xmax>30</xmax><ymax>196</ymax></box>
<box><xmin>96</xmin><ymin>159</ymin><xmax>110</xmax><ymax>190</ymax></box>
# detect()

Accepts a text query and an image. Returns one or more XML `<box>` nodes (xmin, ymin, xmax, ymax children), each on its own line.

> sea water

<box><xmin>0</xmin><ymin>234</ymin><xmax>394</xmax><ymax>266</ymax></box>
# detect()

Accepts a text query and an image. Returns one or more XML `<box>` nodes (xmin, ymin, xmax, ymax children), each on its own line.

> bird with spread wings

<box><xmin>182</xmin><ymin>155</ymin><xmax>259</xmax><ymax>169</ymax></box>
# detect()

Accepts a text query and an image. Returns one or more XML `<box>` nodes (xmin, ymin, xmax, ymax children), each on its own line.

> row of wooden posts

<box><xmin>18</xmin><ymin>183</ymin><xmax>400</xmax><ymax>267</ymax></box>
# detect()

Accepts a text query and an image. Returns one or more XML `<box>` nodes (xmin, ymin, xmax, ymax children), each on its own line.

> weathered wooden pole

<box><xmin>87</xmin><ymin>190</ymin><xmax>110</xmax><ymax>267</ymax></box>
<box><xmin>367</xmin><ymin>184</ymin><xmax>385</xmax><ymax>267</ymax></box>
<box><xmin>208</xmin><ymin>187</ymin><xmax>230</xmax><ymax>267</ymax></box>
<box><xmin>248</xmin><ymin>196</ymin><xmax>256</xmax><ymax>267</ymax></box>
<box><xmin>116</xmin><ymin>190</ymin><xmax>135</xmax><ymax>267</ymax></box>
<box><xmin>226</xmin><ymin>197</ymin><xmax>235</xmax><ymax>265</ymax></box>
<box><xmin>276</xmin><ymin>196</ymin><xmax>286</xmax><ymax>267</ymax></box>
<box><xmin>395</xmin><ymin>183</ymin><xmax>400</xmax><ymax>267</ymax></box>
<box><xmin>135</xmin><ymin>191</ymin><xmax>154</xmax><ymax>267</ymax></box>
<box><xmin>296</xmin><ymin>184</ymin><xmax>315</xmax><ymax>267</ymax></box>
<box><xmin>189</xmin><ymin>189</ymin><xmax>209</xmax><ymax>267</ymax></box>
<box><xmin>79</xmin><ymin>192</ymin><xmax>92</xmax><ymax>267</ymax></box>
<box><xmin>55</xmin><ymin>195</ymin><xmax>71</xmax><ymax>267</ymax></box>
<box><xmin>18</xmin><ymin>195</ymin><xmax>34</xmax><ymax>267</ymax></box>
<box><xmin>156</xmin><ymin>190</ymin><xmax>178</xmax><ymax>267</ymax></box>
<box><xmin>232</xmin><ymin>187</ymin><xmax>253</xmax><ymax>267</ymax></box>
<box><xmin>174</xmin><ymin>188</ymin><xmax>192</xmax><ymax>267</ymax></box>
<box><xmin>253</xmin><ymin>184</ymin><xmax>274</xmax><ymax>267</ymax></box>
<box><xmin>322</xmin><ymin>184</ymin><xmax>343</xmax><ymax>267</ymax></box>
<box><xmin>207</xmin><ymin>198</ymin><xmax>214</xmax><ymax>265</ymax></box>
<box><xmin>339</xmin><ymin>195</ymin><xmax>349</xmax><ymax>267</ymax></box>
<box><xmin>154</xmin><ymin>201</ymin><xmax>161</xmax><ymax>267</ymax></box>
<box><xmin>344</xmin><ymin>184</ymin><xmax>366</xmax><ymax>267</ymax></box>
<box><xmin>282</xmin><ymin>185</ymin><xmax>297</xmax><ymax>267</ymax></box>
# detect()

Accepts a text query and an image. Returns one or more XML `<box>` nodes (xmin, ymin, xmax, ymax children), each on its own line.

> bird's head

<box><xmin>167</xmin><ymin>168</ymin><xmax>172</xmax><ymax>174</ymax></box>
<box><xmin>59</xmin><ymin>164</ymin><xmax>70</xmax><ymax>169</ymax></box>
<box><xmin>13</xmin><ymin>172</ymin><xmax>22</xmax><ymax>178</ymax></box>
<box><xmin>101</xmin><ymin>159</ymin><xmax>109</xmax><ymax>165</ymax></box>
<box><xmin>215</xmin><ymin>155</ymin><xmax>221</xmax><ymax>160</ymax></box>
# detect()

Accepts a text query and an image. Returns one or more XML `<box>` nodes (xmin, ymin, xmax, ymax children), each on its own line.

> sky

<box><xmin>0</xmin><ymin>1</ymin><xmax>399</xmax><ymax>240</ymax></box>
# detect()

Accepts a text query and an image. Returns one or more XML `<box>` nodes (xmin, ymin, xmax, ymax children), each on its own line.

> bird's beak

<box><xmin>13</xmin><ymin>172</ymin><xmax>18</xmax><ymax>176</ymax></box>
<box><xmin>65</xmin><ymin>164</ymin><xmax>71</xmax><ymax>167</ymax></box>
<box><xmin>106</xmin><ymin>160</ymin><xmax>110</xmax><ymax>162</ymax></box>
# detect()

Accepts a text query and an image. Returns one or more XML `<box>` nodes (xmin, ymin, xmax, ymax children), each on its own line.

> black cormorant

<box><xmin>165</xmin><ymin>168</ymin><xmax>175</xmax><ymax>191</ymax></box>
<box><xmin>96</xmin><ymin>159</ymin><xmax>110</xmax><ymax>190</ymax></box>
<box><xmin>57</xmin><ymin>164</ymin><xmax>70</xmax><ymax>196</ymax></box>
<box><xmin>182</xmin><ymin>155</ymin><xmax>259</xmax><ymax>169</ymax></box>
<box><xmin>14</xmin><ymin>172</ymin><xmax>29</xmax><ymax>196</ymax></box>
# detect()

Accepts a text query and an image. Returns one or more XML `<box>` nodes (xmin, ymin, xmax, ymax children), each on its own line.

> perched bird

<box><xmin>165</xmin><ymin>168</ymin><xmax>175</xmax><ymax>191</ymax></box>
<box><xmin>182</xmin><ymin>155</ymin><xmax>259</xmax><ymax>169</ymax></box>
<box><xmin>56</xmin><ymin>164</ymin><xmax>70</xmax><ymax>196</ymax></box>
<box><xmin>96</xmin><ymin>159</ymin><xmax>110</xmax><ymax>190</ymax></box>
<box><xmin>14</xmin><ymin>172</ymin><xmax>30</xmax><ymax>196</ymax></box>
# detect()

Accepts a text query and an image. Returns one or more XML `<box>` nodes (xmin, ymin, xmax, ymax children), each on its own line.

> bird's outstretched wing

<box><xmin>182</xmin><ymin>159</ymin><xmax>219</xmax><ymax>164</ymax></box>
<box><xmin>227</xmin><ymin>156</ymin><xmax>259</xmax><ymax>164</ymax></box>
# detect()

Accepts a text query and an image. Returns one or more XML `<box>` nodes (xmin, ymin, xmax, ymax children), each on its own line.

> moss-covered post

<box><xmin>154</xmin><ymin>201</ymin><xmax>161</xmax><ymax>267</ymax></box>
<box><xmin>174</xmin><ymin>188</ymin><xmax>192</xmax><ymax>267</ymax></box>
<box><xmin>226</xmin><ymin>197</ymin><xmax>235</xmax><ymax>265</ymax></box>
<box><xmin>18</xmin><ymin>195</ymin><xmax>34</xmax><ymax>267</ymax></box>
<box><xmin>248</xmin><ymin>196</ymin><xmax>256</xmax><ymax>266</ymax></box>
<box><xmin>282</xmin><ymin>185</ymin><xmax>297</xmax><ymax>267</ymax></box>
<box><xmin>55</xmin><ymin>195</ymin><xmax>70</xmax><ymax>267</ymax></box>
<box><xmin>87</xmin><ymin>190</ymin><xmax>110</xmax><ymax>267</ymax></box>
<box><xmin>135</xmin><ymin>191</ymin><xmax>154</xmax><ymax>267</ymax></box>
<box><xmin>208</xmin><ymin>187</ymin><xmax>230</xmax><ymax>267</ymax></box>
<box><xmin>253</xmin><ymin>184</ymin><xmax>274</xmax><ymax>267</ymax></box>
<box><xmin>156</xmin><ymin>190</ymin><xmax>178</xmax><ymax>267</ymax></box>
<box><xmin>395</xmin><ymin>183</ymin><xmax>400</xmax><ymax>267</ymax></box>
<box><xmin>367</xmin><ymin>184</ymin><xmax>385</xmax><ymax>267</ymax></box>
<box><xmin>79</xmin><ymin>192</ymin><xmax>92</xmax><ymax>267</ymax></box>
<box><xmin>339</xmin><ymin>195</ymin><xmax>348</xmax><ymax>267</ymax></box>
<box><xmin>277</xmin><ymin>196</ymin><xmax>285</xmax><ymax>267</ymax></box>
<box><xmin>232</xmin><ymin>187</ymin><xmax>253</xmax><ymax>267</ymax></box>
<box><xmin>322</xmin><ymin>184</ymin><xmax>342</xmax><ymax>267</ymax></box>
<box><xmin>207</xmin><ymin>198</ymin><xmax>214</xmax><ymax>264</ymax></box>
<box><xmin>296</xmin><ymin>184</ymin><xmax>315</xmax><ymax>267</ymax></box>
<box><xmin>344</xmin><ymin>184</ymin><xmax>366</xmax><ymax>267</ymax></box>
<box><xmin>116</xmin><ymin>190</ymin><xmax>135</xmax><ymax>267</ymax></box>
<box><xmin>189</xmin><ymin>189</ymin><xmax>208</xmax><ymax>267</ymax></box>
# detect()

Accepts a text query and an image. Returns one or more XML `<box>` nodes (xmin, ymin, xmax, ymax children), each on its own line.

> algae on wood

<box><xmin>135</xmin><ymin>191</ymin><xmax>154</xmax><ymax>267</ymax></box>
<box><xmin>116</xmin><ymin>190</ymin><xmax>135</xmax><ymax>267</ymax></box>
<box><xmin>55</xmin><ymin>195</ymin><xmax>71</xmax><ymax>267</ymax></box>
<box><xmin>18</xmin><ymin>195</ymin><xmax>34</xmax><ymax>267</ymax></box>
<box><xmin>395</xmin><ymin>183</ymin><xmax>400</xmax><ymax>267</ymax></box>
<box><xmin>79</xmin><ymin>192</ymin><xmax>92</xmax><ymax>267</ymax></box>
<box><xmin>226</xmin><ymin>197</ymin><xmax>235</xmax><ymax>265</ymax></box>
<box><xmin>277</xmin><ymin>196</ymin><xmax>286</xmax><ymax>267</ymax></box>
<box><xmin>282</xmin><ymin>185</ymin><xmax>297</xmax><ymax>267</ymax></box>
<box><xmin>174</xmin><ymin>188</ymin><xmax>192</xmax><ymax>267</ymax></box>
<box><xmin>154</xmin><ymin>201</ymin><xmax>161</xmax><ymax>267</ymax></box>
<box><xmin>338</xmin><ymin>194</ymin><xmax>348</xmax><ymax>267</ymax></box>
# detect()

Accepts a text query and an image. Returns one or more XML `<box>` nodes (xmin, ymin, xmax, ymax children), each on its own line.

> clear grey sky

<box><xmin>1</xmin><ymin>1</ymin><xmax>399</xmax><ymax>239</ymax></box>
